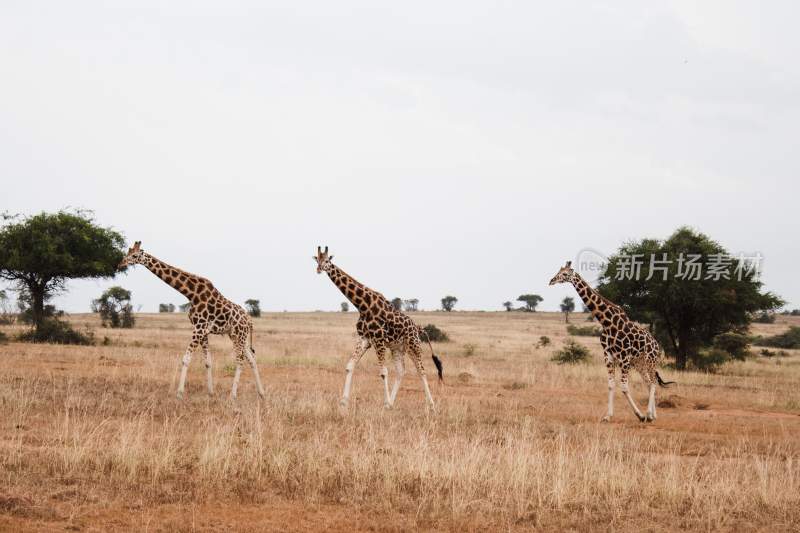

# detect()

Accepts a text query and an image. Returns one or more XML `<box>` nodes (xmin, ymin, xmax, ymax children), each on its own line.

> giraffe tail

<box><xmin>656</xmin><ymin>371</ymin><xmax>675</xmax><ymax>387</ymax></box>
<box><xmin>419</xmin><ymin>326</ymin><xmax>444</xmax><ymax>383</ymax></box>
<box><xmin>250</xmin><ymin>325</ymin><xmax>256</xmax><ymax>354</ymax></box>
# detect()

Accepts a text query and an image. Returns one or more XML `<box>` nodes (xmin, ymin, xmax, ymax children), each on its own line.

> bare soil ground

<box><xmin>1</xmin><ymin>312</ymin><xmax>799</xmax><ymax>532</ymax></box>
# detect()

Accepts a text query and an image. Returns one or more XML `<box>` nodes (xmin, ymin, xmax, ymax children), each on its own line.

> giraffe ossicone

<box><xmin>313</xmin><ymin>246</ymin><xmax>443</xmax><ymax>410</ymax></box>
<box><xmin>118</xmin><ymin>241</ymin><xmax>266</xmax><ymax>400</ymax></box>
<box><xmin>549</xmin><ymin>261</ymin><xmax>674</xmax><ymax>423</ymax></box>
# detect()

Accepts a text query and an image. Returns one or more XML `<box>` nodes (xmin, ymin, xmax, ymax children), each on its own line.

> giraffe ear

<box><xmin>328</xmin><ymin>255</ymin><xmax>334</xmax><ymax>262</ymax></box>
<box><xmin>133</xmin><ymin>241</ymin><xmax>141</xmax><ymax>251</ymax></box>
<box><xmin>566</xmin><ymin>261</ymin><xmax>572</xmax><ymax>268</ymax></box>
<box><xmin>312</xmin><ymin>256</ymin><xmax>318</xmax><ymax>262</ymax></box>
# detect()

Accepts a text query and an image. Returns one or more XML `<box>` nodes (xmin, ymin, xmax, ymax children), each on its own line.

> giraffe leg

<box><xmin>620</xmin><ymin>369</ymin><xmax>646</xmax><ymax>422</ymax></box>
<box><xmin>244</xmin><ymin>347</ymin><xmax>266</xmax><ymax>399</ymax></box>
<box><xmin>202</xmin><ymin>337</ymin><xmax>214</xmax><ymax>396</ymax></box>
<box><xmin>410</xmin><ymin>342</ymin><xmax>436</xmax><ymax>411</ymax></box>
<box><xmin>340</xmin><ymin>337</ymin><xmax>370</xmax><ymax>408</ymax></box>
<box><xmin>388</xmin><ymin>349</ymin><xmax>405</xmax><ymax>406</ymax></box>
<box><xmin>645</xmin><ymin>369</ymin><xmax>657</xmax><ymax>421</ymax></box>
<box><xmin>177</xmin><ymin>333</ymin><xmax>203</xmax><ymax>399</ymax></box>
<box><xmin>231</xmin><ymin>359</ymin><xmax>243</xmax><ymax>400</ymax></box>
<box><xmin>601</xmin><ymin>361</ymin><xmax>615</xmax><ymax>422</ymax></box>
<box><xmin>374</xmin><ymin>344</ymin><xmax>392</xmax><ymax>408</ymax></box>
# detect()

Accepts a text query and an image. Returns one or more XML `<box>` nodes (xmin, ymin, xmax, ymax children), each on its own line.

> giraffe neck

<box><xmin>139</xmin><ymin>253</ymin><xmax>203</xmax><ymax>302</ymax></box>
<box><xmin>570</xmin><ymin>273</ymin><xmax>624</xmax><ymax>325</ymax></box>
<box><xmin>327</xmin><ymin>264</ymin><xmax>390</xmax><ymax>314</ymax></box>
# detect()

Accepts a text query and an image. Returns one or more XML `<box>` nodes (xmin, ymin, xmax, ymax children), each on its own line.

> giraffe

<box><xmin>118</xmin><ymin>241</ymin><xmax>265</xmax><ymax>400</ymax></box>
<box><xmin>549</xmin><ymin>261</ymin><xmax>674</xmax><ymax>422</ymax></box>
<box><xmin>313</xmin><ymin>247</ymin><xmax>443</xmax><ymax>409</ymax></box>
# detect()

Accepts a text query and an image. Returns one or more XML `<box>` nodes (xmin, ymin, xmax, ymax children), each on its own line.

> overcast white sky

<box><xmin>2</xmin><ymin>1</ymin><xmax>798</xmax><ymax>312</ymax></box>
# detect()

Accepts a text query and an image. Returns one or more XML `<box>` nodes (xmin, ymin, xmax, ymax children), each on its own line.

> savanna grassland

<box><xmin>1</xmin><ymin>311</ymin><xmax>799</xmax><ymax>532</ymax></box>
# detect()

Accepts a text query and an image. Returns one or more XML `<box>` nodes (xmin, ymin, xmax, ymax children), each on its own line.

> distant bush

<box><xmin>463</xmin><ymin>343</ymin><xmax>476</xmax><ymax>356</ymax></box>
<box><xmin>713</xmin><ymin>331</ymin><xmax>751</xmax><ymax>361</ymax></box>
<box><xmin>421</xmin><ymin>324</ymin><xmax>449</xmax><ymax>342</ymax></box>
<box><xmin>17</xmin><ymin>318</ymin><xmax>94</xmax><ymax>345</ymax></box>
<box><xmin>753</xmin><ymin>312</ymin><xmax>776</xmax><ymax>324</ymax></box>
<box><xmin>0</xmin><ymin>331</ymin><xmax>8</xmax><ymax>344</ymax></box>
<box><xmin>760</xmin><ymin>348</ymin><xmax>789</xmax><ymax>358</ymax></box>
<box><xmin>566</xmin><ymin>325</ymin><xmax>601</xmax><ymax>337</ymax></box>
<box><xmin>159</xmin><ymin>303</ymin><xmax>176</xmax><ymax>313</ymax></box>
<box><xmin>754</xmin><ymin>327</ymin><xmax>800</xmax><ymax>349</ymax></box>
<box><xmin>790</xmin><ymin>309</ymin><xmax>800</xmax><ymax>316</ymax></box>
<box><xmin>551</xmin><ymin>339</ymin><xmax>590</xmax><ymax>364</ymax></box>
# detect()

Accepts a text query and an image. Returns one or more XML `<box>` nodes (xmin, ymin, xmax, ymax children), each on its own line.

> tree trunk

<box><xmin>30</xmin><ymin>283</ymin><xmax>46</xmax><ymax>333</ymax></box>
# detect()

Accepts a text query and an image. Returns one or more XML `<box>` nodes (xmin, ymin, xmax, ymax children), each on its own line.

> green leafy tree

<box><xmin>441</xmin><ymin>295</ymin><xmax>458</xmax><ymax>312</ymax></box>
<box><xmin>560</xmin><ymin>296</ymin><xmax>575</xmax><ymax>323</ymax></box>
<box><xmin>93</xmin><ymin>286</ymin><xmax>135</xmax><ymax>328</ymax></box>
<box><xmin>244</xmin><ymin>299</ymin><xmax>261</xmax><ymax>318</ymax></box>
<box><xmin>340</xmin><ymin>301</ymin><xmax>349</xmax><ymax>312</ymax></box>
<box><xmin>597</xmin><ymin>227</ymin><xmax>783</xmax><ymax>369</ymax></box>
<box><xmin>391</xmin><ymin>297</ymin><xmax>403</xmax><ymax>311</ymax></box>
<box><xmin>0</xmin><ymin>211</ymin><xmax>124</xmax><ymax>334</ymax></box>
<box><xmin>502</xmin><ymin>301</ymin><xmax>513</xmax><ymax>312</ymax></box>
<box><xmin>517</xmin><ymin>294</ymin><xmax>543</xmax><ymax>312</ymax></box>
<box><xmin>403</xmin><ymin>298</ymin><xmax>419</xmax><ymax>312</ymax></box>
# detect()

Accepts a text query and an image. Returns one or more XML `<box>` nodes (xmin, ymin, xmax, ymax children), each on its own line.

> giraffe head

<box><xmin>313</xmin><ymin>246</ymin><xmax>335</xmax><ymax>274</ymax></box>
<box><xmin>549</xmin><ymin>261</ymin><xmax>576</xmax><ymax>285</ymax></box>
<box><xmin>118</xmin><ymin>241</ymin><xmax>145</xmax><ymax>270</ymax></box>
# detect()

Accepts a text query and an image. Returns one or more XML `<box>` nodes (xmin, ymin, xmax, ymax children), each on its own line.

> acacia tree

<box><xmin>244</xmin><ymin>299</ymin><xmax>261</xmax><ymax>318</ymax></box>
<box><xmin>391</xmin><ymin>297</ymin><xmax>403</xmax><ymax>311</ymax></box>
<box><xmin>340</xmin><ymin>302</ymin><xmax>349</xmax><ymax>312</ymax></box>
<box><xmin>441</xmin><ymin>295</ymin><xmax>458</xmax><ymax>312</ymax></box>
<box><xmin>0</xmin><ymin>211</ymin><xmax>124</xmax><ymax>333</ymax></box>
<box><xmin>597</xmin><ymin>227</ymin><xmax>783</xmax><ymax>369</ymax></box>
<box><xmin>502</xmin><ymin>301</ymin><xmax>513</xmax><ymax>312</ymax></box>
<box><xmin>159</xmin><ymin>303</ymin><xmax>176</xmax><ymax>313</ymax></box>
<box><xmin>517</xmin><ymin>294</ymin><xmax>543</xmax><ymax>312</ymax></box>
<box><xmin>403</xmin><ymin>298</ymin><xmax>419</xmax><ymax>312</ymax></box>
<box><xmin>560</xmin><ymin>296</ymin><xmax>575</xmax><ymax>323</ymax></box>
<box><xmin>178</xmin><ymin>302</ymin><xmax>191</xmax><ymax>312</ymax></box>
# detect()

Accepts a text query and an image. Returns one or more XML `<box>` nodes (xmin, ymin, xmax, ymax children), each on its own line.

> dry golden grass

<box><xmin>1</xmin><ymin>311</ymin><xmax>800</xmax><ymax>532</ymax></box>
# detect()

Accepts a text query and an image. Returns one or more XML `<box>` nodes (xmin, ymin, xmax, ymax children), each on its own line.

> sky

<box><xmin>1</xmin><ymin>1</ymin><xmax>798</xmax><ymax>313</ymax></box>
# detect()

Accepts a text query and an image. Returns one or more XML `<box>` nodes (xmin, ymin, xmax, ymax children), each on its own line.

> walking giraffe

<box><xmin>118</xmin><ymin>242</ymin><xmax>265</xmax><ymax>400</ymax></box>
<box><xmin>549</xmin><ymin>261</ymin><xmax>674</xmax><ymax>422</ymax></box>
<box><xmin>313</xmin><ymin>247</ymin><xmax>443</xmax><ymax>409</ymax></box>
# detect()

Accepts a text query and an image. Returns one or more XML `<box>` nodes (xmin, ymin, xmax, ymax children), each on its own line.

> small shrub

<box><xmin>0</xmin><ymin>331</ymin><xmax>8</xmax><ymax>344</ymax></box>
<box><xmin>713</xmin><ymin>331</ymin><xmax>751</xmax><ymax>361</ymax></box>
<box><xmin>503</xmin><ymin>381</ymin><xmax>528</xmax><ymax>391</ymax></box>
<box><xmin>535</xmin><ymin>336</ymin><xmax>551</xmax><ymax>348</ymax></box>
<box><xmin>18</xmin><ymin>319</ymin><xmax>94</xmax><ymax>346</ymax></box>
<box><xmin>551</xmin><ymin>339</ymin><xmax>590</xmax><ymax>364</ymax></box>
<box><xmin>754</xmin><ymin>327</ymin><xmax>800</xmax><ymax>349</ymax></box>
<box><xmin>463</xmin><ymin>343</ymin><xmax>477</xmax><ymax>356</ymax></box>
<box><xmin>753</xmin><ymin>311</ymin><xmax>776</xmax><ymax>324</ymax></box>
<box><xmin>421</xmin><ymin>324</ymin><xmax>449</xmax><ymax>342</ymax></box>
<box><xmin>760</xmin><ymin>348</ymin><xmax>790</xmax><ymax>358</ymax></box>
<box><xmin>691</xmin><ymin>348</ymin><xmax>730</xmax><ymax>373</ymax></box>
<box><xmin>566</xmin><ymin>325</ymin><xmax>601</xmax><ymax>337</ymax></box>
